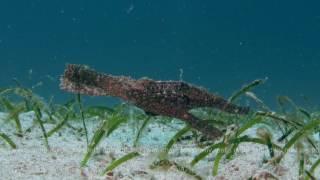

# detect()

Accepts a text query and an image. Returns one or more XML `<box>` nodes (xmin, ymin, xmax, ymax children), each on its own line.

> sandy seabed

<box><xmin>0</xmin><ymin>111</ymin><xmax>315</xmax><ymax>180</ymax></box>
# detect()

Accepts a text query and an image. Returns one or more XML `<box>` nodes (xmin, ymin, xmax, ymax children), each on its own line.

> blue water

<box><xmin>0</xmin><ymin>1</ymin><xmax>319</xmax><ymax>108</ymax></box>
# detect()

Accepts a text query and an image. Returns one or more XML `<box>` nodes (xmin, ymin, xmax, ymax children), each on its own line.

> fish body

<box><xmin>60</xmin><ymin>64</ymin><xmax>249</xmax><ymax>139</ymax></box>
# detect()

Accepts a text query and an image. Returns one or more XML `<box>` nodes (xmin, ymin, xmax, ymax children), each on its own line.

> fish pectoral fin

<box><xmin>179</xmin><ymin>112</ymin><xmax>223</xmax><ymax>140</ymax></box>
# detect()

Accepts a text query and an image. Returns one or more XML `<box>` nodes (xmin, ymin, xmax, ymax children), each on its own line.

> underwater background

<box><xmin>0</xmin><ymin>0</ymin><xmax>319</xmax><ymax>108</ymax></box>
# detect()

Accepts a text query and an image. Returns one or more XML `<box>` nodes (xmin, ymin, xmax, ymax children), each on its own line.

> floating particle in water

<box><xmin>126</xmin><ymin>4</ymin><xmax>135</xmax><ymax>14</ymax></box>
<box><xmin>28</xmin><ymin>69</ymin><xmax>33</xmax><ymax>75</ymax></box>
<box><xmin>72</xmin><ymin>17</ymin><xmax>79</xmax><ymax>23</ymax></box>
<box><xmin>59</xmin><ymin>9</ymin><xmax>65</xmax><ymax>14</ymax></box>
<box><xmin>32</xmin><ymin>81</ymin><xmax>43</xmax><ymax>89</ymax></box>
<box><xmin>179</xmin><ymin>68</ymin><xmax>184</xmax><ymax>81</ymax></box>
<box><xmin>46</xmin><ymin>75</ymin><xmax>56</xmax><ymax>81</ymax></box>
<box><xmin>28</xmin><ymin>69</ymin><xmax>33</xmax><ymax>80</ymax></box>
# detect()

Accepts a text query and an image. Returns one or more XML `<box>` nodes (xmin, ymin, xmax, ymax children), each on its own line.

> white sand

<box><xmin>0</xmin><ymin>111</ymin><xmax>313</xmax><ymax>180</ymax></box>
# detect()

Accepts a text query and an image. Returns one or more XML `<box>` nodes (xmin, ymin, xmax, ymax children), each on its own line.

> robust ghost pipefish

<box><xmin>60</xmin><ymin>64</ymin><xmax>250</xmax><ymax>139</ymax></box>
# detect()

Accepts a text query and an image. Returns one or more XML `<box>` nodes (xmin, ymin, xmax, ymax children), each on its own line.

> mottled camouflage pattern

<box><xmin>61</xmin><ymin>64</ymin><xmax>249</xmax><ymax>139</ymax></box>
